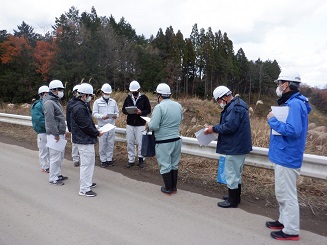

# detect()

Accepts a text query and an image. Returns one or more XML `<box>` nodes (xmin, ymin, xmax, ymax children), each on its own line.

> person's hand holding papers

<box><xmin>204</xmin><ymin>125</ymin><xmax>214</xmax><ymax>134</ymax></box>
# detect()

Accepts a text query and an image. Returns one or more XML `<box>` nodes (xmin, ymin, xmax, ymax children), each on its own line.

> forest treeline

<box><xmin>0</xmin><ymin>6</ymin><xmax>326</xmax><ymax>112</ymax></box>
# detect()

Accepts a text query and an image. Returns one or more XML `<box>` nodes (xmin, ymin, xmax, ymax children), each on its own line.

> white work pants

<box><xmin>37</xmin><ymin>133</ymin><xmax>49</xmax><ymax>170</ymax></box>
<box><xmin>77</xmin><ymin>144</ymin><xmax>95</xmax><ymax>193</ymax></box>
<box><xmin>274</xmin><ymin>164</ymin><xmax>300</xmax><ymax>235</ymax></box>
<box><xmin>126</xmin><ymin>125</ymin><xmax>145</xmax><ymax>163</ymax></box>
<box><xmin>48</xmin><ymin>135</ymin><xmax>65</xmax><ymax>183</ymax></box>
<box><xmin>71</xmin><ymin>142</ymin><xmax>80</xmax><ymax>163</ymax></box>
<box><xmin>98</xmin><ymin>130</ymin><xmax>115</xmax><ymax>162</ymax></box>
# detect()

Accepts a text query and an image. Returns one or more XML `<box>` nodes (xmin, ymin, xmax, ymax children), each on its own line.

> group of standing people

<box><xmin>31</xmin><ymin>69</ymin><xmax>311</xmax><ymax>241</ymax></box>
<box><xmin>204</xmin><ymin>69</ymin><xmax>311</xmax><ymax>241</ymax></box>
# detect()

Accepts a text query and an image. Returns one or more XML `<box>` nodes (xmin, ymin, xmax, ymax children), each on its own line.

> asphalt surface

<box><xmin>0</xmin><ymin>142</ymin><xmax>326</xmax><ymax>245</ymax></box>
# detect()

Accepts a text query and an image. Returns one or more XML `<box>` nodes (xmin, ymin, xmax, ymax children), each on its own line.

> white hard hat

<box><xmin>101</xmin><ymin>83</ymin><xmax>112</xmax><ymax>94</ymax></box>
<box><xmin>38</xmin><ymin>85</ymin><xmax>49</xmax><ymax>94</ymax></box>
<box><xmin>156</xmin><ymin>83</ymin><xmax>171</xmax><ymax>95</ymax></box>
<box><xmin>78</xmin><ymin>83</ymin><xmax>93</xmax><ymax>95</ymax></box>
<box><xmin>73</xmin><ymin>85</ymin><xmax>80</xmax><ymax>92</ymax></box>
<box><xmin>129</xmin><ymin>80</ymin><xmax>141</xmax><ymax>92</ymax></box>
<box><xmin>49</xmin><ymin>80</ymin><xmax>64</xmax><ymax>90</ymax></box>
<box><xmin>213</xmin><ymin>86</ymin><xmax>231</xmax><ymax>100</ymax></box>
<box><xmin>275</xmin><ymin>70</ymin><xmax>301</xmax><ymax>83</ymax></box>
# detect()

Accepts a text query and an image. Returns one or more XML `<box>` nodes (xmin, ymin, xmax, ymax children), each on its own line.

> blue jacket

<box><xmin>70</xmin><ymin>99</ymin><xmax>99</xmax><ymax>144</ymax></box>
<box><xmin>31</xmin><ymin>98</ymin><xmax>46</xmax><ymax>134</ymax></box>
<box><xmin>212</xmin><ymin>97</ymin><xmax>252</xmax><ymax>155</ymax></box>
<box><xmin>268</xmin><ymin>92</ymin><xmax>311</xmax><ymax>168</ymax></box>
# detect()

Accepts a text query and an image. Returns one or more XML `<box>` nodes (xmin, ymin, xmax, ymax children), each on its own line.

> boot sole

<box><xmin>271</xmin><ymin>235</ymin><xmax>300</xmax><ymax>241</ymax></box>
<box><xmin>217</xmin><ymin>203</ymin><xmax>238</xmax><ymax>208</ymax></box>
<box><xmin>161</xmin><ymin>191</ymin><xmax>172</xmax><ymax>196</ymax></box>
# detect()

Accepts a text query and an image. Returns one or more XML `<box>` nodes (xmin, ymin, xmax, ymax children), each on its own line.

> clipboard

<box><xmin>106</xmin><ymin>113</ymin><xmax>117</xmax><ymax>118</ymax></box>
<box><xmin>125</xmin><ymin>106</ymin><xmax>138</xmax><ymax>114</ymax></box>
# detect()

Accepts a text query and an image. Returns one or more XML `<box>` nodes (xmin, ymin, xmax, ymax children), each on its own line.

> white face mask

<box><xmin>57</xmin><ymin>91</ymin><xmax>64</xmax><ymax>99</ymax></box>
<box><xmin>103</xmin><ymin>95</ymin><xmax>110</xmax><ymax>99</ymax></box>
<box><xmin>276</xmin><ymin>85</ymin><xmax>283</xmax><ymax>97</ymax></box>
<box><xmin>85</xmin><ymin>95</ymin><xmax>92</xmax><ymax>103</ymax></box>
<box><xmin>219</xmin><ymin>102</ymin><xmax>226</xmax><ymax>109</ymax></box>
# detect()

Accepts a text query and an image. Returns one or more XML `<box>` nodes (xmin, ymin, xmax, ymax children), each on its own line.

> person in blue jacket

<box><xmin>31</xmin><ymin>85</ymin><xmax>50</xmax><ymax>173</ymax></box>
<box><xmin>266</xmin><ymin>70</ymin><xmax>311</xmax><ymax>241</ymax></box>
<box><xmin>205</xmin><ymin>86</ymin><xmax>252</xmax><ymax>208</ymax></box>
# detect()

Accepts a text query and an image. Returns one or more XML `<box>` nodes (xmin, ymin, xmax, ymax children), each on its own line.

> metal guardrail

<box><xmin>1</xmin><ymin>112</ymin><xmax>326</xmax><ymax>180</ymax></box>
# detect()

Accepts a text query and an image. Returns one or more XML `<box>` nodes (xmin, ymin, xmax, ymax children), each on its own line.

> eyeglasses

<box><xmin>57</xmin><ymin>88</ymin><xmax>64</xmax><ymax>92</ymax></box>
<box><xmin>276</xmin><ymin>80</ymin><xmax>287</xmax><ymax>86</ymax></box>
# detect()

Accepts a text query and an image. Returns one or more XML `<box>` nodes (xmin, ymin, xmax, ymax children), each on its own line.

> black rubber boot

<box><xmin>237</xmin><ymin>184</ymin><xmax>241</xmax><ymax>204</ymax></box>
<box><xmin>171</xmin><ymin>170</ymin><xmax>178</xmax><ymax>193</ymax></box>
<box><xmin>223</xmin><ymin>184</ymin><xmax>241</xmax><ymax>204</ymax></box>
<box><xmin>161</xmin><ymin>172</ymin><xmax>172</xmax><ymax>195</ymax></box>
<box><xmin>218</xmin><ymin>188</ymin><xmax>238</xmax><ymax>208</ymax></box>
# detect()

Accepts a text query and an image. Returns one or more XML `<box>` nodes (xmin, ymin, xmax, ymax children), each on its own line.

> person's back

<box><xmin>31</xmin><ymin>99</ymin><xmax>46</xmax><ymax>134</ymax></box>
<box><xmin>150</xmin><ymin>99</ymin><xmax>182</xmax><ymax>141</ymax></box>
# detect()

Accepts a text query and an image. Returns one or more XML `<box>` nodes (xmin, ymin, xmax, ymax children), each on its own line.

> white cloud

<box><xmin>0</xmin><ymin>0</ymin><xmax>326</xmax><ymax>88</ymax></box>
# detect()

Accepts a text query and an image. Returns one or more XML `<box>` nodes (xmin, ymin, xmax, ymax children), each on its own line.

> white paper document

<box><xmin>46</xmin><ymin>135</ymin><xmax>67</xmax><ymax>152</ymax></box>
<box><xmin>140</xmin><ymin>116</ymin><xmax>151</xmax><ymax>123</ymax></box>
<box><xmin>99</xmin><ymin>123</ymin><xmax>116</xmax><ymax>133</ymax></box>
<box><xmin>195</xmin><ymin>128</ymin><xmax>217</xmax><ymax>146</ymax></box>
<box><xmin>271</xmin><ymin>106</ymin><xmax>289</xmax><ymax>135</ymax></box>
<box><xmin>125</xmin><ymin>106</ymin><xmax>138</xmax><ymax>114</ymax></box>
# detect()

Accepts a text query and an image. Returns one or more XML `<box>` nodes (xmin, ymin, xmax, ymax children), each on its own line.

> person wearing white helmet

<box><xmin>66</xmin><ymin>84</ymin><xmax>82</xmax><ymax>167</ymax></box>
<box><xmin>266</xmin><ymin>69</ymin><xmax>311</xmax><ymax>241</ymax></box>
<box><xmin>148</xmin><ymin>83</ymin><xmax>183</xmax><ymax>195</ymax></box>
<box><xmin>71</xmin><ymin>83</ymin><xmax>104</xmax><ymax>197</ymax></box>
<box><xmin>31</xmin><ymin>85</ymin><xmax>50</xmax><ymax>173</ymax></box>
<box><xmin>43</xmin><ymin>79</ymin><xmax>68</xmax><ymax>185</ymax></box>
<box><xmin>205</xmin><ymin>85</ymin><xmax>252</xmax><ymax>208</ymax></box>
<box><xmin>122</xmin><ymin>80</ymin><xmax>151</xmax><ymax>168</ymax></box>
<box><xmin>93</xmin><ymin>83</ymin><xmax>119</xmax><ymax>167</ymax></box>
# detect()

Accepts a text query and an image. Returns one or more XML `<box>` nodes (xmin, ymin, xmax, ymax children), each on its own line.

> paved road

<box><xmin>0</xmin><ymin>142</ymin><xmax>326</xmax><ymax>245</ymax></box>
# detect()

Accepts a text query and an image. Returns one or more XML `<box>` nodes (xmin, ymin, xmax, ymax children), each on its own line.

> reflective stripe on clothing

<box><xmin>274</xmin><ymin>163</ymin><xmax>300</xmax><ymax>235</ymax></box>
<box><xmin>98</xmin><ymin>130</ymin><xmax>115</xmax><ymax>162</ymax></box>
<box><xmin>224</xmin><ymin>155</ymin><xmax>246</xmax><ymax>189</ymax></box>
<box><xmin>126</xmin><ymin>125</ymin><xmax>145</xmax><ymax>162</ymax></box>
<box><xmin>37</xmin><ymin>133</ymin><xmax>49</xmax><ymax>170</ymax></box>
<box><xmin>155</xmin><ymin>139</ymin><xmax>182</xmax><ymax>174</ymax></box>
<box><xmin>77</xmin><ymin>144</ymin><xmax>95</xmax><ymax>193</ymax></box>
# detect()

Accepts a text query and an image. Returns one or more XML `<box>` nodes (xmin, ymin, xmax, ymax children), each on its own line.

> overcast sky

<box><xmin>1</xmin><ymin>0</ymin><xmax>326</xmax><ymax>88</ymax></box>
